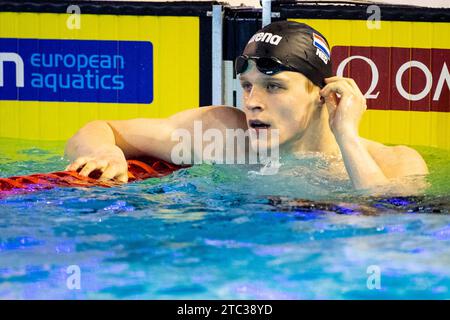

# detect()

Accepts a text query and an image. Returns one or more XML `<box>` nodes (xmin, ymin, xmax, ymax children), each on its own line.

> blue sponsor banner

<box><xmin>0</xmin><ymin>38</ymin><xmax>153</xmax><ymax>103</ymax></box>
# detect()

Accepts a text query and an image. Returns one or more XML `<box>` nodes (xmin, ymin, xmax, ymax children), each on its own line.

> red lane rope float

<box><xmin>0</xmin><ymin>158</ymin><xmax>186</xmax><ymax>197</ymax></box>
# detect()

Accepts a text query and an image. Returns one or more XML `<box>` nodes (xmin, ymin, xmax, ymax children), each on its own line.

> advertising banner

<box><xmin>295</xmin><ymin>18</ymin><xmax>450</xmax><ymax>149</ymax></box>
<box><xmin>0</xmin><ymin>4</ymin><xmax>203</xmax><ymax>140</ymax></box>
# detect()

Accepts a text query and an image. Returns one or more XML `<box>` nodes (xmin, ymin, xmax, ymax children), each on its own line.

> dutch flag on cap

<box><xmin>313</xmin><ymin>33</ymin><xmax>330</xmax><ymax>59</ymax></box>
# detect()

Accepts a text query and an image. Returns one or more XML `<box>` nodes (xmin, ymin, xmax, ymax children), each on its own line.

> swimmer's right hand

<box><xmin>65</xmin><ymin>145</ymin><xmax>129</xmax><ymax>183</ymax></box>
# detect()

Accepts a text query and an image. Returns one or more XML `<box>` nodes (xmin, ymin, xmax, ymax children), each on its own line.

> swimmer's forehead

<box><xmin>238</xmin><ymin>72</ymin><xmax>291</xmax><ymax>82</ymax></box>
<box><xmin>238</xmin><ymin>60</ymin><xmax>292</xmax><ymax>82</ymax></box>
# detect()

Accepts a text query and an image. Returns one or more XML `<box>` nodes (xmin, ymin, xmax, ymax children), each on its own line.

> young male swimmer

<box><xmin>65</xmin><ymin>21</ymin><xmax>428</xmax><ymax>191</ymax></box>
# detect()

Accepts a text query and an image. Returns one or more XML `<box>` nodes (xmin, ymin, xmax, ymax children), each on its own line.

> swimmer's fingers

<box><xmin>66</xmin><ymin>157</ymin><xmax>90</xmax><ymax>171</ymax></box>
<box><xmin>321</xmin><ymin>90</ymin><xmax>338</xmax><ymax>107</ymax></box>
<box><xmin>324</xmin><ymin>76</ymin><xmax>366</xmax><ymax>103</ymax></box>
<box><xmin>342</xmin><ymin>77</ymin><xmax>365</xmax><ymax>102</ymax></box>
<box><xmin>319</xmin><ymin>85</ymin><xmax>339</xmax><ymax>119</ymax></box>
<box><xmin>98</xmin><ymin>165</ymin><xmax>116</xmax><ymax>181</ymax></box>
<box><xmin>78</xmin><ymin>160</ymin><xmax>108</xmax><ymax>178</ymax></box>
<box><xmin>321</xmin><ymin>79</ymin><xmax>354</xmax><ymax>100</ymax></box>
<box><xmin>326</xmin><ymin>76</ymin><xmax>360</xmax><ymax>92</ymax></box>
<box><xmin>345</xmin><ymin>78</ymin><xmax>365</xmax><ymax>100</ymax></box>
<box><xmin>116</xmin><ymin>172</ymin><xmax>129</xmax><ymax>183</ymax></box>
<box><xmin>321</xmin><ymin>78</ymin><xmax>368</xmax><ymax>136</ymax></box>
<box><xmin>99</xmin><ymin>162</ymin><xmax>128</xmax><ymax>183</ymax></box>
<box><xmin>321</xmin><ymin>92</ymin><xmax>337</xmax><ymax>117</ymax></box>
<box><xmin>321</xmin><ymin>80</ymin><xmax>363</xmax><ymax>115</ymax></box>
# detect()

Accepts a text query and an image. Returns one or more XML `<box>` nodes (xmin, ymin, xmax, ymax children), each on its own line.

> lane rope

<box><xmin>0</xmin><ymin>158</ymin><xmax>185</xmax><ymax>196</ymax></box>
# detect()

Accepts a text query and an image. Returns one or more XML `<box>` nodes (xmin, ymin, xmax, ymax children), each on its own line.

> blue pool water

<box><xmin>0</xmin><ymin>138</ymin><xmax>450</xmax><ymax>299</ymax></box>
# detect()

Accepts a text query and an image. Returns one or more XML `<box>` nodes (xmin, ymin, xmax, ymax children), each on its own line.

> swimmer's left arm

<box><xmin>333</xmin><ymin>131</ymin><xmax>390</xmax><ymax>190</ymax></box>
<box><xmin>320</xmin><ymin>76</ymin><xmax>428</xmax><ymax>191</ymax></box>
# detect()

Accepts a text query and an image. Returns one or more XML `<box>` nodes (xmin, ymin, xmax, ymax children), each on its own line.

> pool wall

<box><xmin>0</xmin><ymin>1</ymin><xmax>449</xmax><ymax>150</ymax></box>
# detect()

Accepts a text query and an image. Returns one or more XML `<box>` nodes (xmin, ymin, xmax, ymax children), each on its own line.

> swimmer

<box><xmin>65</xmin><ymin>21</ymin><xmax>428</xmax><ymax>192</ymax></box>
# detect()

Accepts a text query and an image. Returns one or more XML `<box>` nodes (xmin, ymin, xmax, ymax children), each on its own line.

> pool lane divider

<box><xmin>0</xmin><ymin>158</ymin><xmax>186</xmax><ymax>197</ymax></box>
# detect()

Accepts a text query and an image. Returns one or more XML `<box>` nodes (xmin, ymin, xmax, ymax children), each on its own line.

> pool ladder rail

<box><xmin>0</xmin><ymin>158</ymin><xmax>184</xmax><ymax>196</ymax></box>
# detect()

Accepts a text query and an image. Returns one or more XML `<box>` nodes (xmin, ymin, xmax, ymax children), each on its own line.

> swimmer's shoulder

<box><xmin>169</xmin><ymin>105</ymin><xmax>248</xmax><ymax>130</ymax></box>
<box><xmin>360</xmin><ymin>138</ymin><xmax>429</xmax><ymax>177</ymax></box>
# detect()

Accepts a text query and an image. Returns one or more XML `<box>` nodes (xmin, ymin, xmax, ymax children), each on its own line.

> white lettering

<box><xmin>269</xmin><ymin>35</ymin><xmax>282</xmax><ymax>45</ymax></box>
<box><xmin>433</xmin><ymin>62</ymin><xmax>450</xmax><ymax>101</ymax></box>
<box><xmin>366</xmin><ymin>265</ymin><xmax>381</xmax><ymax>290</ymax></box>
<box><xmin>66</xmin><ymin>5</ymin><xmax>81</xmax><ymax>30</ymax></box>
<box><xmin>254</xmin><ymin>33</ymin><xmax>264</xmax><ymax>42</ymax></box>
<box><xmin>248</xmin><ymin>32</ymin><xmax>283</xmax><ymax>46</ymax></box>
<box><xmin>66</xmin><ymin>265</ymin><xmax>81</xmax><ymax>290</ymax></box>
<box><xmin>203</xmin><ymin>128</ymin><xmax>223</xmax><ymax>163</ymax></box>
<box><xmin>0</xmin><ymin>52</ymin><xmax>24</xmax><ymax>87</ymax></box>
<box><xmin>367</xmin><ymin>5</ymin><xmax>381</xmax><ymax>30</ymax></box>
<box><xmin>225</xmin><ymin>128</ymin><xmax>247</xmax><ymax>164</ymax></box>
<box><xmin>193</xmin><ymin>120</ymin><xmax>203</xmax><ymax>164</ymax></box>
<box><xmin>171</xmin><ymin>128</ymin><xmax>192</xmax><ymax>165</ymax></box>
<box><xmin>315</xmin><ymin>48</ymin><xmax>329</xmax><ymax>64</ymax></box>
<box><xmin>261</xmin><ymin>32</ymin><xmax>272</xmax><ymax>43</ymax></box>
<box><xmin>177</xmin><ymin>304</ymin><xmax>211</xmax><ymax>317</ymax></box>
<box><xmin>396</xmin><ymin>60</ymin><xmax>432</xmax><ymax>101</ymax></box>
<box><xmin>169</xmin><ymin>122</ymin><xmax>280</xmax><ymax>171</ymax></box>
<box><xmin>336</xmin><ymin>55</ymin><xmax>380</xmax><ymax>99</ymax></box>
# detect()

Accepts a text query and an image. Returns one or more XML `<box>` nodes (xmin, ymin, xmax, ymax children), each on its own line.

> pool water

<box><xmin>0</xmin><ymin>137</ymin><xmax>450</xmax><ymax>299</ymax></box>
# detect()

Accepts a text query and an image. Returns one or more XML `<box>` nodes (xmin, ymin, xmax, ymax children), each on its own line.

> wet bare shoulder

<box><xmin>200</xmin><ymin>105</ymin><xmax>248</xmax><ymax>130</ymax></box>
<box><xmin>361</xmin><ymin>138</ymin><xmax>429</xmax><ymax>178</ymax></box>
<box><xmin>168</xmin><ymin>105</ymin><xmax>248</xmax><ymax>131</ymax></box>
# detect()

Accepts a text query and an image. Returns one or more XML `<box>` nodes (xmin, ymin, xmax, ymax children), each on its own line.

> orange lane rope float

<box><xmin>0</xmin><ymin>158</ymin><xmax>185</xmax><ymax>197</ymax></box>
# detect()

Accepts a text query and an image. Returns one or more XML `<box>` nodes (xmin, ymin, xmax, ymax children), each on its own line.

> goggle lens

<box><xmin>235</xmin><ymin>55</ymin><xmax>292</xmax><ymax>75</ymax></box>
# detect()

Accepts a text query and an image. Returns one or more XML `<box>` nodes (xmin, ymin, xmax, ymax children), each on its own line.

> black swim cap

<box><xmin>237</xmin><ymin>20</ymin><xmax>332</xmax><ymax>88</ymax></box>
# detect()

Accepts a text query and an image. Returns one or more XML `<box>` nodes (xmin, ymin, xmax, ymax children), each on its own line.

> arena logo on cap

<box><xmin>248</xmin><ymin>32</ymin><xmax>283</xmax><ymax>46</ymax></box>
<box><xmin>0</xmin><ymin>38</ymin><xmax>153</xmax><ymax>104</ymax></box>
<box><xmin>313</xmin><ymin>33</ymin><xmax>330</xmax><ymax>65</ymax></box>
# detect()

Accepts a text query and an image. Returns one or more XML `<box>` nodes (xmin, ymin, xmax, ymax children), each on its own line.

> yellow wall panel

<box><xmin>0</xmin><ymin>12</ymin><xmax>199</xmax><ymax>141</ymax></box>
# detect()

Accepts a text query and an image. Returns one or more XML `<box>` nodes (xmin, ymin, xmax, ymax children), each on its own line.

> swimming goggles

<box><xmin>235</xmin><ymin>55</ymin><xmax>297</xmax><ymax>75</ymax></box>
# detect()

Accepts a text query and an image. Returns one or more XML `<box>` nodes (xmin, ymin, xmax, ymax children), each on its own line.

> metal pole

<box><xmin>212</xmin><ymin>5</ymin><xmax>223</xmax><ymax>105</ymax></box>
<box><xmin>262</xmin><ymin>0</ymin><xmax>272</xmax><ymax>27</ymax></box>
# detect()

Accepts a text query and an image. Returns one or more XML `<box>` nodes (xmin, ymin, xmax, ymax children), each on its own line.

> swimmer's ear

<box><xmin>318</xmin><ymin>95</ymin><xmax>325</xmax><ymax>107</ymax></box>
